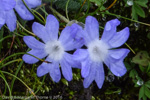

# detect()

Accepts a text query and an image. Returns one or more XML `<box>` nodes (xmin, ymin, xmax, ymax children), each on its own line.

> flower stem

<box><xmin>66</xmin><ymin>0</ymin><xmax>70</xmax><ymax>20</ymax></box>
<box><xmin>49</xmin><ymin>6</ymin><xmax>70</xmax><ymax>23</ymax></box>
<box><xmin>125</xmin><ymin>43</ymin><xmax>136</xmax><ymax>54</ymax></box>
<box><xmin>32</xmin><ymin>9</ymin><xmax>46</xmax><ymax>23</ymax></box>
<box><xmin>101</xmin><ymin>12</ymin><xmax>150</xmax><ymax>26</ymax></box>
<box><xmin>17</xmin><ymin>21</ymin><xmax>35</xmax><ymax>36</ymax></box>
<box><xmin>0</xmin><ymin>75</ymin><xmax>12</xmax><ymax>100</ymax></box>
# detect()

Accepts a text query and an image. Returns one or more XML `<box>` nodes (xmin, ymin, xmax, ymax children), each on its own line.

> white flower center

<box><xmin>45</xmin><ymin>40</ymin><xmax>64</xmax><ymax>61</ymax></box>
<box><xmin>88</xmin><ymin>39</ymin><xmax>109</xmax><ymax>62</ymax></box>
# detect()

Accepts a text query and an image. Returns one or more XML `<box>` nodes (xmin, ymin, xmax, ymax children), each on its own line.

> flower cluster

<box><xmin>23</xmin><ymin>14</ymin><xmax>130</xmax><ymax>89</ymax></box>
<box><xmin>0</xmin><ymin>0</ymin><xmax>41</xmax><ymax>31</ymax></box>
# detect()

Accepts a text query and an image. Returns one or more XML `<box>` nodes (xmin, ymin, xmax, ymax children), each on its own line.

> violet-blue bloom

<box><xmin>73</xmin><ymin>16</ymin><xmax>130</xmax><ymax>88</ymax></box>
<box><xmin>0</xmin><ymin>0</ymin><xmax>41</xmax><ymax>31</ymax></box>
<box><xmin>22</xmin><ymin>14</ymin><xmax>83</xmax><ymax>82</ymax></box>
<box><xmin>0</xmin><ymin>0</ymin><xmax>16</xmax><ymax>31</ymax></box>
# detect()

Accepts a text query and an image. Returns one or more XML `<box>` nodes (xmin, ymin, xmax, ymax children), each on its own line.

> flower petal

<box><xmin>45</xmin><ymin>15</ymin><xmax>59</xmax><ymax>41</ymax></box>
<box><xmin>63</xmin><ymin>52</ymin><xmax>80</xmax><ymax>68</ymax></box>
<box><xmin>60</xmin><ymin>59</ymin><xmax>72</xmax><ymax>81</ymax></box>
<box><xmin>73</xmin><ymin>49</ymin><xmax>89</xmax><ymax>69</ymax></box>
<box><xmin>81</xmin><ymin>57</ymin><xmax>91</xmax><ymax>78</ymax></box>
<box><xmin>5</xmin><ymin>10</ymin><xmax>16</xmax><ymax>31</ymax></box>
<box><xmin>77</xmin><ymin>29</ymin><xmax>91</xmax><ymax>46</ymax></box>
<box><xmin>0</xmin><ymin>10</ymin><xmax>5</xmax><ymax>29</ymax></box>
<box><xmin>83</xmin><ymin>62</ymin><xmax>96</xmax><ymax>88</ymax></box>
<box><xmin>37</xmin><ymin>57</ymin><xmax>52</xmax><ymax>77</ymax></box>
<box><xmin>85</xmin><ymin>16</ymin><xmax>99</xmax><ymax>40</ymax></box>
<box><xmin>15</xmin><ymin>0</ymin><xmax>34</xmax><ymax>20</ymax></box>
<box><xmin>59</xmin><ymin>24</ymin><xmax>83</xmax><ymax>51</ymax></box>
<box><xmin>49</xmin><ymin>61</ymin><xmax>61</xmax><ymax>82</ymax></box>
<box><xmin>24</xmin><ymin>0</ymin><xmax>41</xmax><ymax>8</ymax></box>
<box><xmin>108</xmin><ymin>48</ymin><xmax>130</xmax><ymax>62</ymax></box>
<box><xmin>73</xmin><ymin>49</ymin><xmax>88</xmax><ymax>61</ymax></box>
<box><xmin>23</xmin><ymin>36</ymin><xmax>45</xmax><ymax>49</ymax></box>
<box><xmin>109</xmin><ymin>60</ymin><xmax>127</xmax><ymax>77</ymax></box>
<box><xmin>37</xmin><ymin>64</ymin><xmax>49</xmax><ymax>77</ymax></box>
<box><xmin>32</xmin><ymin>22</ymin><xmax>50</xmax><ymax>43</ymax></box>
<box><xmin>22</xmin><ymin>49</ymin><xmax>47</xmax><ymax>64</ymax></box>
<box><xmin>0</xmin><ymin>0</ymin><xmax>16</xmax><ymax>11</ymax></box>
<box><xmin>95</xmin><ymin>62</ymin><xmax>105</xmax><ymax>89</ymax></box>
<box><xmin>101</xmin><ymin>19</ymin><xmax>120</xmax><ymax>43</ymax></box>
<box><xmin>108</xmin><ymin>27</ymin><xmax>130</xmax><ymax>48</ymax></box>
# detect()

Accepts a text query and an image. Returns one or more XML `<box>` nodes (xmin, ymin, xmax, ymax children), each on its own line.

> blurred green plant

<box><xmin>124</xmin><ymin>0</ymin><xmax>148</xmax><ymax>20</ymax></box>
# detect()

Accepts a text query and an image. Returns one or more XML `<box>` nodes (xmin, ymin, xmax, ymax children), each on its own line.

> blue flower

<box><xmin>0</xmin><ymin>0</ymin><xmax>41</xmax><ymax>31</ymax></box>
<box><xmin>0</xmin><ymin>0</ymin><xmax>16</xmax><ymax>31</ymax></box>
<box><xmin>22</xmin><ymin>15</ymin><xmax>83</xmax><ymax>82</ymax></box>
<box><xmin>73</xmin><ymin>16</ymin><xmax>130</xmax><ymax>88</ymax></box>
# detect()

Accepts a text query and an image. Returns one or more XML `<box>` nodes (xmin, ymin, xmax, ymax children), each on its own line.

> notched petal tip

<box><xmin>108</xmin><ymin>26</ymin><xmax>130</xmax><ymax>48</ymax></box>
<box><xmin>86</xmin><ymin>16</ymin><xmax>98</xmax><ymax>23</ymax></box>
<box><xmin>83</xmin><ymin>78</ymin><xmax>94</xmax><ymax>88</ymax></box>
<box><xmin>96</xmin><ymin>79</ymin><xmax>104</xmax><ymax>89</ymax></box>
<box><xmin>46</xmin><ymin>14</ymin><xmax>59</xmax><ymax>26</ymax></box>
<box><xmin>123</xmin><ymin>27</ymin><xmax>130</xmax><ymax>37</ymax></box>
<box><xmin>85</xmin><ymin>16</ymin><xmax>99</xmax><ymax>30</ymax></box>
<box><xmin>85</xmin><ymin>16</ymin><xmax>99</xmax><ymax>40</ymax></box>
<box><xmin>105</xmin><ymin>22</ymin><xmax>111</xmax><ymax>31</ymax></box>
<box><xmin>112</xmin><ymin>19</ymin><xmax>120</xmax><ymax>25</ymax></box>
<box><xmin>105</xmin><ymin>19</ymin><xmax>120</xmax><ymax>31</ymax></box>
<box><xmin>45</xmin><ymin>14</ymin><xmax>59</xmax><ymax>41</ymax></box>
<box><xmin>120</xmin><ymin>27</ymin><xmax>130</xmax><ymax>35</ymax></box>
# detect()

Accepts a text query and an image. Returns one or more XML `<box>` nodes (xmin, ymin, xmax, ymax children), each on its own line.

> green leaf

<box><xmin>145</xmin><ymin>86</ymin><xmax>150</xmax><ymax>99</ymax></box>
<box><xmin>54</xmin><ymin>0</ymin><xmax>88</xmax><ymax>12</ymax></box>
<box><xmin>139</xmin><ymin>65</ymin><xmax>146</xmax><ymax>72</ymax></box>
<box><xmin>146</xmin><ymin>63</ymin><xmax>150</xmax><ymax>73</ymax></box>
<box><xmin>89</xmin><ymin>0</ymin><xmax>103</xmax><ymax>6</ymax></box>
<box><xmin>61</xmin><ymin>78</ymin><xmax>68</xmax><ymax>86</ymax></box>
<box><xmin>129</xmin><ymin>69</ymin><xmax>138</xmax><ymax>78</ymax></box>
<box><xmin>136</xmin><ymin>0</ymin><xmax>148</xmax><ymax>3</ymax></box>
<box><xmin>147</xmin><ymin>32</ymin><xmax>150</xmax><ymax>39</ymax></box>
<box><xmin>135</xmin><ymin>0</ymin><xmax>148</xmax><ymax>7</ymax></box>
<box><xmin>132</xmin><ymin>51</ymin><xmax>150</xmax><ymax>66</ymax></box>
<box><xmin>142</xmin><ymin>95</ymin><xmax>147</xmax><ymax>100</ymax></box>
<box><xmin>124</xmin><ymin>62</ymin><xmax>132</xmax><ymax>71</ymax></box>
<box><xmin>139</xmin><ymin>86</ymin><xmax>144</xmax><ymax>99</ymax></box>
<box><xmin>132</xmin><ymin>5</ymin><xmax>138</xmax><ymax>20</ymax></box>
<box><xmin>133</xmin><ymin>2</ymin><xmax>145</xmax><ymax>18</ymax></box>
<box><xmin>145</xmin><ymin>81</ymin><xmax>150</xmax><ymax>88</ymax></box>
<box><xmin>91</xmin><ymin>96</ymin><xmax>96</xmax><ymax>100</ymax></box>
<box><xmin>134</xmin><ymin>0</ymin><xmax>148</xmax><ymax>8</ymax></box>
